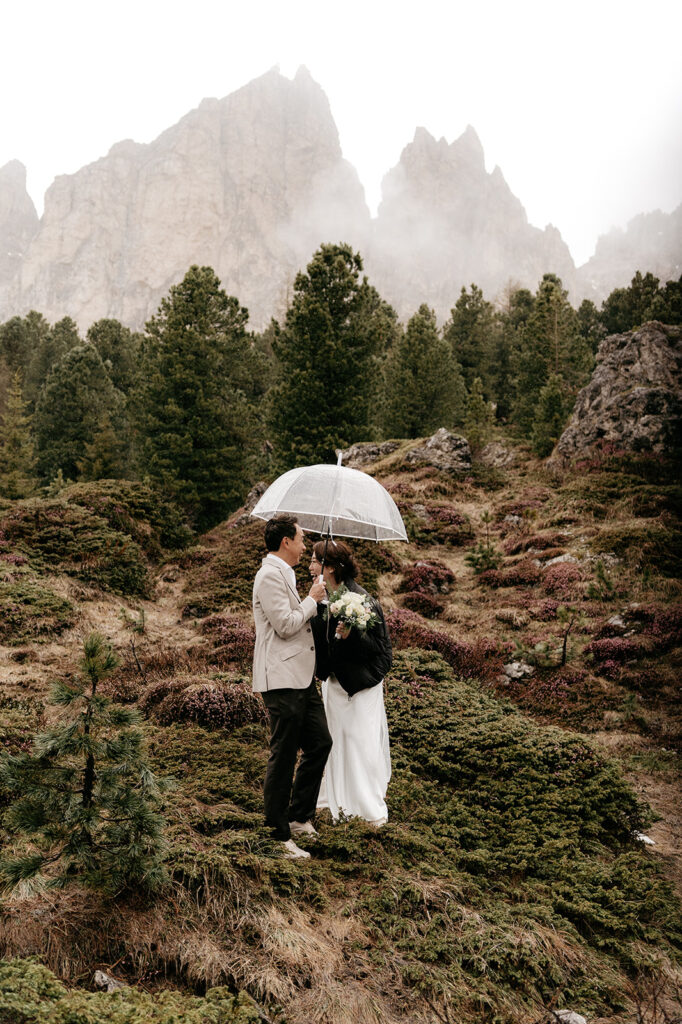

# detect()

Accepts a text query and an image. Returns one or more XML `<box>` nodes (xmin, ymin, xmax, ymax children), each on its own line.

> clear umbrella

<box><xmin>251</xmin><ymin>456</ymin><xmax>407</xmax><ymax>543</ymax></box>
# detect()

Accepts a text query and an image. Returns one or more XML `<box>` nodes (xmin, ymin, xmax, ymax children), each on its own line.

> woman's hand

<box><xmin>335</xmin><ymin>622</ymin><xmax>351</xmax><ymax>640</ymax></box>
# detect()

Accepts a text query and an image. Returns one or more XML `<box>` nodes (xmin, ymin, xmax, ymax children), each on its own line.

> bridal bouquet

<box><xmin>326</xmin><ymin>585</ymin><xmax>378</xmax><ymax>632</ymax></box>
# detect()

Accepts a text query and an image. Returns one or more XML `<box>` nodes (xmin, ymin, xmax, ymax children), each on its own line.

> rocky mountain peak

<box><xmin>0</xmin><ymin>160</ymin><xmax>39</xmax><ymax>285</ymax></box>
<box><xmin>367</xmin><ymin>122</ymin><xmax>575</xmax><ymax>322</ymax></box>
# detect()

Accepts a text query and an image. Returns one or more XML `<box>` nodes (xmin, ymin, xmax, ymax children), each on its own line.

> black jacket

<box><xmin>312</xmin><ymin>579</ymin><xmax>392</xmax><ymax>697</ymax></box>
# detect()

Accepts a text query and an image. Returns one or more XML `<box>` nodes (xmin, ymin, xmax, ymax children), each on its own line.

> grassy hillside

<box><xmin>0</xmin><ymin>448</ymin><xmax>680</xmax><ymax>1023</ymax></box>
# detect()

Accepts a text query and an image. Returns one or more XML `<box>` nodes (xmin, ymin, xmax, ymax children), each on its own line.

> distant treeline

<box><xmin>0</xmin><ymin>247</ymin><xmax>680</xmax><ymax>529</ymax></box>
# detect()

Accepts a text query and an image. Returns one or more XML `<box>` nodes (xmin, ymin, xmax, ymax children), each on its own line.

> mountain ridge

<box><xmin>0</xmin><ymin>67</ymin><xmax>679</xmax><ymax>331</ymax></box>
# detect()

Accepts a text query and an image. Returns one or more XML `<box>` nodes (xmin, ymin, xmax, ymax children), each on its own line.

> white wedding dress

<box><xmin>317</xmin><ymin>674</ymin><xmax>391</xmax><ymax>824</ymax></box>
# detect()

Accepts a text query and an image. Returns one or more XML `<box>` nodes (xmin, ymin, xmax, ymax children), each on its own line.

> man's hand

<box><xmin>335</xmin><ymin>623</ymin><xmax>351</xmax><ymax>640</ymax></box>
<box><xmin>309</xmin><ymin>578</ymin><xmax>326</xmax><ymax>603</ymax></box>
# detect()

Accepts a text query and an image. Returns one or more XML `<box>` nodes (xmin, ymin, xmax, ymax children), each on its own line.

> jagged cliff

<box><xmin>0</xmin><ymin>68</ymin><xmax>369</xmax><ymax>332</ymax></box>
<box><xmin>0</xmin><ymin>68</ymin><xmax>679</xmax><ymax>332</ymax></box>
<box><xmin>0</xmin><ymin>161</ymin><xmax>39</xmax><ymax>288</ymax></box>
<box><xmin>576</xmin><ymin>205</ymin><xmax>682</xmax><ymax>303</ymax></box>
<box><xmin>365</xmin><ymin>126</ymin><xmax>577</xmax><ymax>322</ymax></box>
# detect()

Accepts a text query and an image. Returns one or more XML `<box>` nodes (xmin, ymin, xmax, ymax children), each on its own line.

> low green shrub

<box><xmin>183</xmin><ymin>521</ymin><xmax>264</xmax><ymax>614</ymax></box>
<box><xmin>143</xmin><ymin>676</ymin><xmax>266</xmax><ymax>732</ymax></box>
<box><xmin>592</xmin><ymin>518</ymin><xmax>682</xmax><ymax>577</ymax></box>
<box><xmin>63</xmin><ymin>479</ymin><xmax>193</xmax><ymax>555</ymax></box>
<box><xmin>0</xmin><ymin>502</ymin><xmax>150</xmax><ymax>596</ymax></box>
<box><xmin>0</xmin><ymin>957</ymin><xmax>261</xmax><ymax>1024</ymax></box>
<box><xmin>0</xmin><ymin>580</ymin><xmax>75</xmax><ymax>644</ymax></box>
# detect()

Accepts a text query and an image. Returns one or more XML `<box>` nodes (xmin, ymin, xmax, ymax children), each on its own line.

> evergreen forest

<box><xmin>1</xmin><ymin>248</ymin><xmax>680</xmax><ymax>528</ymax></box>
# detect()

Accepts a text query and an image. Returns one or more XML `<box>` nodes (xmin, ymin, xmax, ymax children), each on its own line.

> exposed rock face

<box><xmin>577</xmin><ymin>205</ymin><xmax>682</xmax><ymax>304</ymax></box>
<box><xmin>366</xmin><ymin>127</ymin><xmax>577</xmax><ymax>322</ymax></box>
<box><xmin>336</xmin><ymin>440</ymin><xmax>401</xmax><ymax>469</ymax></box>
<box><xmin>1</xmin><ymin>68</ymin><xmax>370</xmax><ymax>332</ymax></box>
<box><xmin>0</xmin><ymin>161</ymin><xmax>39</xmax><ymax>287</ymax></box>
<box><xmin>552</xmin><ymin>321</ymin><xmax>682</xmax><ymax>462</ymax></box>
<box><xmin>405</xmin><ymin>428</ymin><xmax>472</xmax><ymax>475</ymax></box>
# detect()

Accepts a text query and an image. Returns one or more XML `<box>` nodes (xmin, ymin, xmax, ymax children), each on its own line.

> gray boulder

<box><xmin>336</xmin><ymin>440</ymin><xmax>401</xmax><ymax>468</ymax></box>
<box><xmin>404</xmin><ymin>428</ymin><xmax>472</xmax><ymax>475</ymax></box>
<box><xmin>552</xmin><ymin>322</ymin><xmax>681</xmax><ymax>463</ymax></box>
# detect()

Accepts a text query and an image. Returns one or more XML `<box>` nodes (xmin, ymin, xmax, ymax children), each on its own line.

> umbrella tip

<box><xmin>336</xmin><ymin>451</ymin><xmax>343</xmax><ymax>466</ymax></box>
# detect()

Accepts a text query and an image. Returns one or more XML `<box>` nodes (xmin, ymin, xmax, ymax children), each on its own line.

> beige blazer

<box><xmin>252</xmin><ymin>558</ymin><xmax>318</xmax><ymax>692</ymax></box>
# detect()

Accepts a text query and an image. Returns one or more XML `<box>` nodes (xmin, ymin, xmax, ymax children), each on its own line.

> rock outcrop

<box><xmin>404</xmin><ymin>428</ymin><xmax>472</xmax><ymax>475</ymax></box>
<box><xmin>366</xmin><ymin>126</ymin><xmax>577</xmax><ymax>322</ymax></box>
<box><xmin>0</xmin><ymin>161</ymin><xmax>39</xmax><ymax>288</ymax></box>
<box><xmin>336</xmin><ymin>440</ymin><xmax>401</xmax><ymax>469</ymax></box>
<box><xmin>552</xmin><ymin>321</ymin><xmax>682</xmax><ymax>462</ymax></box>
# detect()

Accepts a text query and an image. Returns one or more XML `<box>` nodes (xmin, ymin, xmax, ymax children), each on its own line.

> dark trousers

<box><xmin>261</xmin><ymin>681</ymin><xmax>332</xmax><ymax>841</ymax></box>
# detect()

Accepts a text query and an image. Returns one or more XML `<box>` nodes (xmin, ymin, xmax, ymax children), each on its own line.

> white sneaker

<box><xmin>289</xmin><ymin>820</ymin><xmax>319</xmax><ymax>838</ymax></box>
<box><xmin>280</xmin><ymin>838</ymin><xmax>311</xmax><ymax>860</ymax></box>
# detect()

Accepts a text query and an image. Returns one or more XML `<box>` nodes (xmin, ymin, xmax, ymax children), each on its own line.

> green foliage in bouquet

<box><xmin>0</xmin><ymin>633</ymin><xmax>173</xmax><ymax>895</ymax></box>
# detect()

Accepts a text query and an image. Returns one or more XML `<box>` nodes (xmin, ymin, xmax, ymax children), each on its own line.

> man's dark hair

<box><xmin>264</xmin><ymin>514</ymin><xmax>299</xmax><ymax>552</ymax></box>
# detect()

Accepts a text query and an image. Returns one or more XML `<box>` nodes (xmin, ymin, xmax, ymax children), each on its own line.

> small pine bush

<box><xmin>0</xmin><ymin>633</ymin><xmax>172</xmax><ymax>895</ymax></box>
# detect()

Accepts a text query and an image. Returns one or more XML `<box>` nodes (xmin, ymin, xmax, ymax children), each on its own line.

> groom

<box><xmin>252</xmin><ymin>514</ymin><xmax>330</xmax><ymax>859</ymax></box>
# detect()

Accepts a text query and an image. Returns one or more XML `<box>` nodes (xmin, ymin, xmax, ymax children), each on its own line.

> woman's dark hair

<box><xmin>264</xmin><ymin>514</ymin><xmax>298</xmax><ymax>552</ymax></box>
<box><xmin>312</xmin><ymin>539</ymin><xmax>358</xmax><ymax>582</ymax></box>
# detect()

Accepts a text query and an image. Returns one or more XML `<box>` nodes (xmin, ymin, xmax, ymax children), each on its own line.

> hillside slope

<box><xmin>0</xmin><ymin>449</ymin><xmax>680</xmax><ymax>1023</ymax></box>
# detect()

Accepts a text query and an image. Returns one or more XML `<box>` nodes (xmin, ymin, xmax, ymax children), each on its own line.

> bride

<box><xmin>309</xmin><ymin>540</ymin><xmax>392</xmax><ymax>826</ymax></box>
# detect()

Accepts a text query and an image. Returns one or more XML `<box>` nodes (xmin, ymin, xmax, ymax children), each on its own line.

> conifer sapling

<box><xmin>0</xmin><ymin>632</ymin><xmax>173</xmax><ymax>895</ymax></box>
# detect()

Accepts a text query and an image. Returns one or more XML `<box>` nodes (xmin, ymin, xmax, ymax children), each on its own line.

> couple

<box><xmin>251</xmin><ymin>514</ymin><xmax>392</xmax><ymax>859</ymax></box>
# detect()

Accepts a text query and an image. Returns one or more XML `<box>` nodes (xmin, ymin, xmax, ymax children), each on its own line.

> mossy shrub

<box><xmin>387</xmin><ymin>609</ymin><xmax>509</xmax><ymax>681</ymax></box>
<box><xmin>0</xmin><ymin>957</ymin><xmax>261</xmax><ymax>1024</ymax></box>
<box><xmin>0</xmin><ymin>501</ymin><xmax>150</xmax><ymax>596</ymax></box>
<box><xmin>399</xmin><ymin>559</ymin><xmax>455</xmax><ymax>595</ymax></box>
<box><xmin>201</xmin><ymin>614</ymin><xmax>256</xmax><ymax>669</ymax></box>
<box><xmin>146</xmin><ymin>676</ymin><xmax>266</xmax><ymax>731</ymax></box>
<box><xmin>400</xmin><ymin>590</ymin><xmax>445</xmax><ymax>618</ymax></box>
<box><xmin>0</xmin><ymin>580</ymin><xmax>75</xmax><ymax>644</ymax></box>
<box><xmin>478</xmin><ymin>560</ymin><xmax>543</xmax><ymax>589</ymax></box>
<box><xmin>63</xmin><ymin>479</ymin><xmax>193</xmax><ymax>556</ymax></box>
<box><xmin>401</xmin><ymin>501</ymin><xmax>474</xmax><ymax>546</ymax></box>
<box><xmin>386</xmin><ymin>648</ymin><xmax>649</xmax><ymax>856</ymax></box>
<box><xmin>183</xmin><ymin>521</ymin><xmax>265</xmax><ymax>615</ymax></box>
<box><xmin>503</xmin><ymin>532</ymin><xmax>572</xmax><ymax>556</ymax></box>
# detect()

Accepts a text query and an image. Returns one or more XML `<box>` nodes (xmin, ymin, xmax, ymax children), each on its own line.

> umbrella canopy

<box><xmin>251</xmin><ymin>462</ymin><xmax>407</xmax><ymax>542</ymax></box>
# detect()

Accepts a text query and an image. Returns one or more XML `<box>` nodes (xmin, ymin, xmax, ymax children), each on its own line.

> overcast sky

<box><xmin>2</xmin><ymin>0</ymin><xmax>681</xmax><ymax>266</ymax></box>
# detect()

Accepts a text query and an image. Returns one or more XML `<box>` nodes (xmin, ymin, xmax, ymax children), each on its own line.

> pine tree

<box><xmin>464</xmin><ymin>376</ymin><xmax>494</xmax><ymax>452</ymax></box>
<box><xmin>490</xmin><ymin>285</ymin><xmax>534</xmax><ymax>421</ymax></box>
<box><xmin>0</xmin><ymin>370</ymin><xmax>36</xmax><ymax>499</ymax></box>
<box><xmin>0</xmin><ymin>633</ymin><xmax>172</xmax><ymax>895</ymax></box>
<box><xmin>381</xmin><ymin>304</ymin><xmax>466</xmax><ymax>437</ymax></box>
<box><xmin>25</xmin><ymin>316</ymin><xmax>81</xmax><ymax>406</ymax></box>
<box><xmin>33</xmin><ymin>345</ymin><xmax>126</xmax><ymax>482</ymax></box>
<box><xmin>87</xmin><ymin>318</ymin><xmax>142</xmax><ymax>394</ymax></box>
<box><xmin>0</xmin><ymin>311</ymin><xmax>50</xmax><ymax>379</ymax></box>
<box><xmin>513</xmin><ymin>274</ymin><xmax>590</xmax><ymax>436</ymax></box>
<box><xmin>76</xmin><ymin>411</ymin><xmax>127</xmax><ymax>481</ymax></box>
<box><xmin>443</xmin><ymin>284</ymin><xmax>495</xmax><ymax>392</ymax></box>
<box><xmin>530</xmin><ymin>373</ymin><xmax>567</xmax><ymax>457</ymax></box>
<box><xmin>268</xmin><ymin>244</ymin><xmax>394</xmax><ymax>469</ymax></box>
<box><xmin>135</xmin><ymin>265</ymin><xmax>255</xmax><ymax>529</ymax></box>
